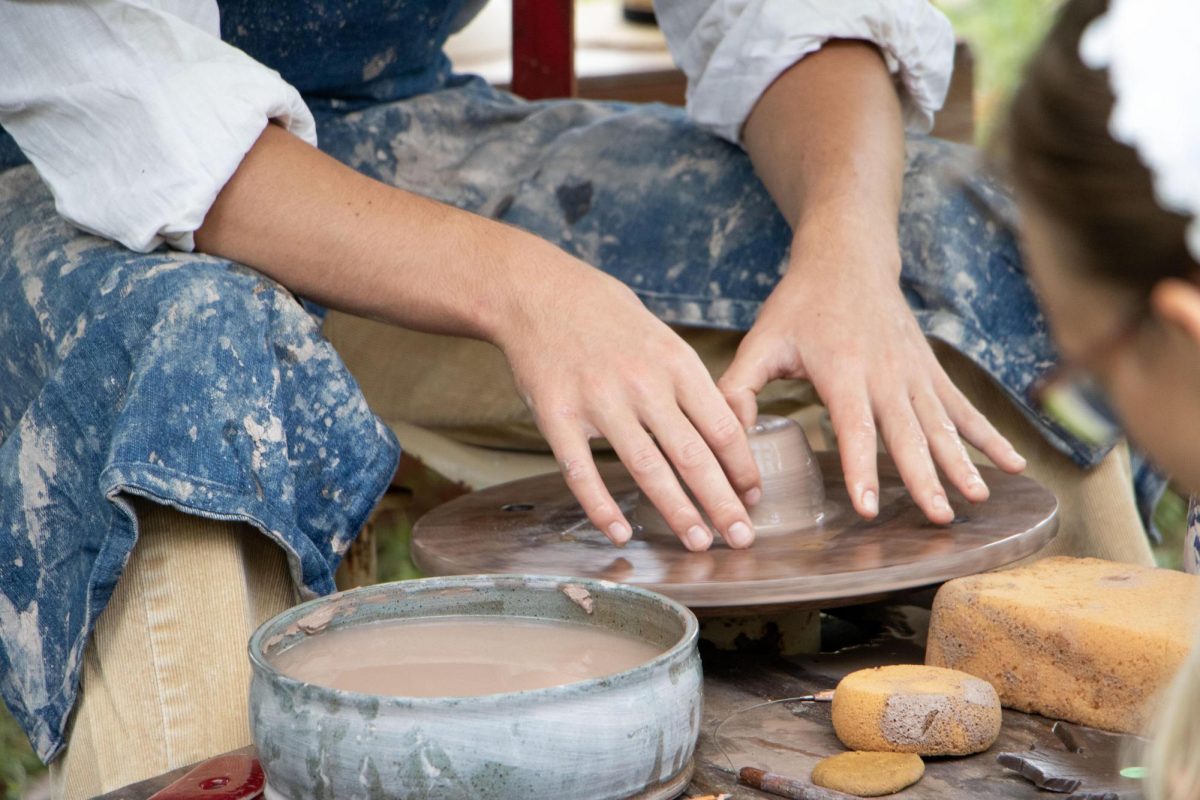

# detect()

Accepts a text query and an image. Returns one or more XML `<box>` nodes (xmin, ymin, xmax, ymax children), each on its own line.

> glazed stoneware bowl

<box><xmin>248</xmin><ymin>574</ymin><xmax>702</xmax><ymax>800</ymax></box>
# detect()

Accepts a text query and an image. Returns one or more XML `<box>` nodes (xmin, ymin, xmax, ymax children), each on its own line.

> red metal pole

<box><xmin>511</xmin><ymin>0</ymin><xmax>576</xmax><ymax>99</ymax></box>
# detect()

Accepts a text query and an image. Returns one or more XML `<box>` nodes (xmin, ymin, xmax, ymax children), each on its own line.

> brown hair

<box><xmin>1003</xmin><ymin>0</ymin><xmax>1196</xmax><ymax>296</ymax></box>
<box><xmin>1009</xmin><ymin>7</ymin><xmax>1200</xmax><ymax>798</ymax></box>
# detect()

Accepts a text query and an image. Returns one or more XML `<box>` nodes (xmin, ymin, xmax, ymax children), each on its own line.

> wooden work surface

<box><xmin>412</xmin><ymin>454</ymin><xmax>1059</xmax><ymax>610</ymax></box>
<box><xmin>98</xmin><ymin>607</ymin><xmax>1132</xmax><ymax>800</ymax></box>
<box><xmin>685</xmin><ymin>608</ymin><xmax>1125</xmax><ymax>798</ymax></box>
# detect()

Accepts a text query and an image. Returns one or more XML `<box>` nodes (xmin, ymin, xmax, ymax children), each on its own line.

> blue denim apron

<box><xmin>0</xmin><ymin>0</ymin><xmax>1154</xmax><ymax>762</ymax></box>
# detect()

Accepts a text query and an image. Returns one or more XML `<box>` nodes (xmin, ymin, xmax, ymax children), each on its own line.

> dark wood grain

<box><xmin>411</xmin><ymin>453</ymin><xmax>1059</xmax><ymax>609</ymax></box>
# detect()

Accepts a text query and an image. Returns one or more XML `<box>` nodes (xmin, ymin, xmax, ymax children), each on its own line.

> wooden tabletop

<box><xmin>98</xmin><ymin>605</ymin><xmax>1133</xmax><ymax>800</ymax></box>
<box><xmin>686</xmin><ymin>608</ymin><xmax>1123</xmax><ymax>798</ymax></box>
<box><xmin>412</xmin><ymin>454</ymin><xmax>1059</xmax><ymax>610</ymax></box>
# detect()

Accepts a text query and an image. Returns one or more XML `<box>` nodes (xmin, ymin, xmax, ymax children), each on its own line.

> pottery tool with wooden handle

<box><xmin>738</xmin><ymin>767</ymin><xmax>860</xmax><ymax>800</ymax></box>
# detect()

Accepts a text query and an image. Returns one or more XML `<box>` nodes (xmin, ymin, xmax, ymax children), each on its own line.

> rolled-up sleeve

<box><xmin>655</xmin><ymin>0</ymin><xmax>956</xmax><ymax>144</ymax></box>
<box><xmin>0</xmin><ymin>1</ymin><xmax>316</xmax><ymax>252</ymax></box>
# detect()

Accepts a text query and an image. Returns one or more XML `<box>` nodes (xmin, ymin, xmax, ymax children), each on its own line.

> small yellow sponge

<box><xmin>811</xmin><ymin>751</ymin><xmax>925</xmax><ymax>796</ymax></box>
<box><xmin>831</xmin><ymin>664</ymin><xmax>1001</xmax><ymax>756</ymax></box>
<box><xmin>926</xmin><ymin>557</ymin><xmax>1200</xmax><ymax>734</ymax></box>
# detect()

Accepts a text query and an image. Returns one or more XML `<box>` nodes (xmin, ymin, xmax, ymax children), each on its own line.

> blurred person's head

<box><xmin>1004</xmin><ymin>2</ymin><xmax>1200</xmax><ymax>798</ymax></box>
<box><xmin>1005</xmin><ymin>0</ymin><xmax>1200</xmax><ymax>490</ymax></box>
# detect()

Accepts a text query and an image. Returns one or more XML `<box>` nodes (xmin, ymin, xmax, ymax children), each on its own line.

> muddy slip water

<box><xmin>271</xmin><ymin>615</ymin><xmax>665</xmax><ymax>697</ymax></box>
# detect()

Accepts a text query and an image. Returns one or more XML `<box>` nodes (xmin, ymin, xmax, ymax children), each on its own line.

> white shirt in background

<box><xmin>0</xmin><ymin>0</ymin><xmax>954</xmax><ymax>254</ymax></box>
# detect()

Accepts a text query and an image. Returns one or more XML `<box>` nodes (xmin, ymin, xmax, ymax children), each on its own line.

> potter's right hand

<box><xmin>188</xmin><ymin>126</ymin><xmax>757</xmax><ymax>550</ymax></box>
<box><xmin>496</xmin><ymin>250</ymin><xmax>762</xmax><ymax>552</ymax></box>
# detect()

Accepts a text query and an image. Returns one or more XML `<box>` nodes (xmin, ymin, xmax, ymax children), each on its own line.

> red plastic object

<box><xmin>511</xmin><ymin>0</ymin><xmax>575</xmax><ymax>99</ymax></box>
<box><xmin>147</xmin><ymin>754</ymin><xmax>264</xmax><ymax>800</ymax></box>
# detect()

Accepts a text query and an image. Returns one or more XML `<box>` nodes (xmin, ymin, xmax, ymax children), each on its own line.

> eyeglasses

<box><xmin>1031</xmin><ymin>309</ymin><xmax>1147</xmax><ymax>448</ymax></box>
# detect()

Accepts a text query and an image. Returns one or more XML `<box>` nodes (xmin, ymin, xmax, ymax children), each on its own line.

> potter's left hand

<box><xmin>719</xmin><ymin>238</ymin><xmax>1026</xmax><ymax>524</ymax></box>
<box><xmin>730</xmin><ymin>41</ymin><xmax>1025</xmax><ymax>524</ymax></box>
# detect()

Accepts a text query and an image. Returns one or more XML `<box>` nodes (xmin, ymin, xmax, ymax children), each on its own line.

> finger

<box><xmin>677</xmin><ymin>377</ymin><xmax>762</xmax><ymax>505</ymax></box>
<box><xmin>878</xmin><ymin>396</ymin><xmax>955</xmax><ymax>525</ymax></box>
<box><xmin>717</xmin><ymin>339</ymin><xmax>774</xmax><ymax>429</ymax></box>
<box><xmin>602</xmin><ymin>412</ymin><xmax>714</xmax><ymax>552</ymax></box>
<box><xmin>644</xmin><ymin>405</ymin><xmax>755</xmax><ymax>549</ymax></box>
<box><xmin>540</xmin><ymin>415</ymin><xmax>633</xmax><ymax>547</ymax></box>
<box><xmin>911</xmin><ymin>386</ymin><xmax>990</xmax><ymax>503</ymax></box>
<box><xmin>824</xmin><ymin>381</ymin><xmax>881</xmax><ymax>519</ymax></box>
<box><xmin>937</xmin><ymin>377</ymin><xmax>1027</xmax><ymax>473</ymax></box>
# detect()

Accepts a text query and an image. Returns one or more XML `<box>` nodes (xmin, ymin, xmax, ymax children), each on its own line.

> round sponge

<box><xmin>811</xmin><ymin>751</ymin><xmax>925</xmax><ymax>796</ymax></box>
<box><xmin>831</xmin><ymin>664</ymin><xmax>1001</xmax><ymax>756</ymax></box>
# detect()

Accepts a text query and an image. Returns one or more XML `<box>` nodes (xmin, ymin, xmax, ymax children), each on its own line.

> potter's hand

<box><xmin>190</xmin><ymin>128</ymin><xmax>757</xmax><ymax>551</ymax></box>
<box><xmin>498</xmin><ymin>252</ymin><xmax>761</xmax><ymax>551</ymax></box>
<box><xmin>720</xmin><ymin>249</ymin><xmax>1025</xmax><ymax>524</ymax></box>
<box><xmin>729</xmin><ymin>40</ymin><xmax>1024</xmax><ymax>524</ymax></box>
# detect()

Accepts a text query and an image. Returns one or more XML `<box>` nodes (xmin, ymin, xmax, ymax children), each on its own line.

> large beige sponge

<box><xmin>831</xmin><ymin>664</ymin><xmax>1001</xmax><ymax>755</ymax></box>
<box><xmin>926</xmin><ymin>557</ymin><xmax>1200</xmax><ymax>734</ymax></box>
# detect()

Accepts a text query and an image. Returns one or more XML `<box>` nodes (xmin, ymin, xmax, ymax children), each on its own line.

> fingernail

<box><xmin>861</xmin><ymin>489</ymin><xmax>878</xmax><ymax>516</ymax></box>
<box><xmin>744</xmin><ymin>487</ymin><xmax>763</xmax><ymax>507</ymax></box>
<box><xmin>932</xmin><ymin>494</ymin><xmax>952</xmax><ymax>516</ymax></box>
<box><xmin>726</xmin><ymin>521</ymin><xmax>755</xmax><ymax>549</ymax></box>
<box><xmin>1010</xmin><ymin>449</ymin><xmax>1028</xmax><ymax>469</ymax></box>
<box><xmin>608</xmin><ymin>521</ymin><xmax>631</xmax><ymax>546</ymax></box>
<box><xmin>960</xmin><ymin>474</ymin><xmax>988</xmax><ymax>501</ymax></box>
<box><xmin>685</xmin><ymin>525</ymin><xmax>712</xmax><ymax>552</ymax></box>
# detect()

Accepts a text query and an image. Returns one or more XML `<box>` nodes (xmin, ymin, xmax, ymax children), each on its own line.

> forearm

<box><xmin>197</xmin><ymin>124</ymin><xmax>762</xmax><ymax>552</ymax></box>
<box><xmin>741</xmin><ymin>40</ymin><xmax>906</xmax><ymax>277</ymax></box>
<box><xmin>725</xmin><ymin>40</ymin><xmax>1024</xmax><ymax>521</ymax></box>
<box><xmin>194</xmin><ymin>124</ymin><xmax>583</xmax><ymax>345</ymax></box>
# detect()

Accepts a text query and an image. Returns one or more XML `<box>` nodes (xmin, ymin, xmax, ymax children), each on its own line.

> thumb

<box><xmin>718</xmin><ymin>340</ymin><xmax>776</xmax><ymax>429</ymax></box>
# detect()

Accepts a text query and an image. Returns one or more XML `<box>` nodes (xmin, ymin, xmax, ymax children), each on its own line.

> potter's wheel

<box><xmin>411</xmin><ymin>450</ymin><xmax>1059</xmax><ymax>611</ymax></box>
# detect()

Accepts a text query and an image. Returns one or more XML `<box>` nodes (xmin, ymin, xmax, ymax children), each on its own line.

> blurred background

<box><xmin>11</xmin><ymin>0</ymin><xmax>1174</xmax><ymax>795</ymax></box>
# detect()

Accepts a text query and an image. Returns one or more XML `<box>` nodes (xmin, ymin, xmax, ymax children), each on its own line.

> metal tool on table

<box><xmin>706</xmin><ymin>690</ymin><xmax>845</xmax><ymax>800</ymax></box>
<box><xmin>998</xmin><ymin>721</ymin><xmax>1147</xmax><ymax>799</ymax></box>
<box><xmin>712</xmin><ymin>690</ymin><xmax>835</xmax><ymax>763</ymax></box>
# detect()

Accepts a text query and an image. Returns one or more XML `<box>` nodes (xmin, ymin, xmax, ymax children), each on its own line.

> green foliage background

<box><xmin>937</xmin><ymin>0</ymin><xmax>1062</xmax><ymax>142</ymax></box>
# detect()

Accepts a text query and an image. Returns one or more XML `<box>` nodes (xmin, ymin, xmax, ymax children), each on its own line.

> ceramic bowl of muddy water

<box><xmin>248</xmin><ymin>574</ymin><xmax>702</xmax><ymax>800</ymax></box>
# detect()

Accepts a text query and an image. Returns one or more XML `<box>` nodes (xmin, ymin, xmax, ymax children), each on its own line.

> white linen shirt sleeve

<box><xmin>655</xmin><ymin>0</ymin><xmax>956</xmax><ymax>144</ymax></box>
<box><xmin>0</xmin><ymin>1</ymin><xmax>317</xmax><ymax>253</ymax></box>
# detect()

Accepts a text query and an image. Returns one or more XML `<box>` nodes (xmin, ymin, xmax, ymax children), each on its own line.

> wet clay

<box><xmin>636</xmin><ymin>415</ymin><xmax>827</xmax><ymax>539</ymax></box>
<box><xmin>271</xmin><ymin>615</ymin><xmax>664</xmax><ymax>697</ymax></box>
